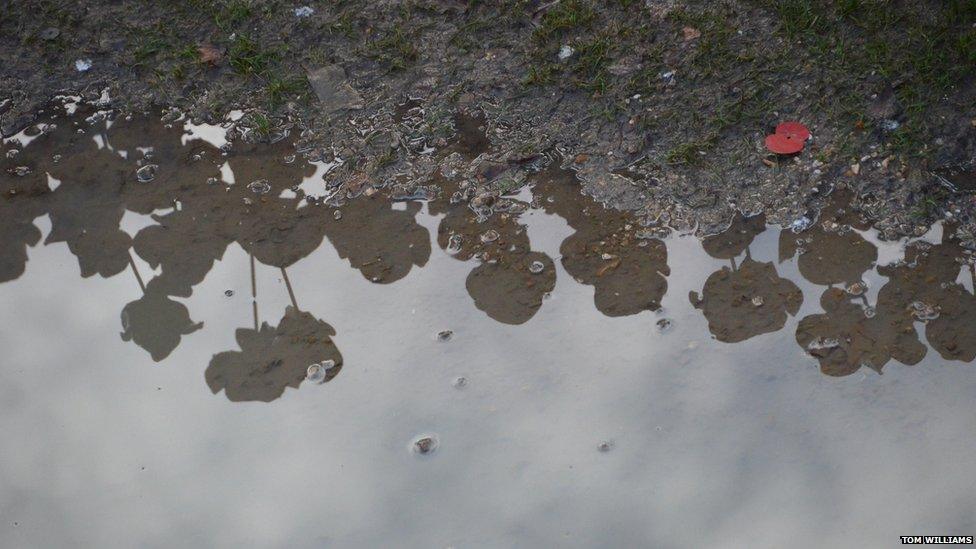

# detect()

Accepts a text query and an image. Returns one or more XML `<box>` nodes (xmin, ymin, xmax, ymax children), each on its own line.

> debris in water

<box><xmin>656</xmin><ymin>318</ymin><xmax>673</xmax><ymax>333</ymax></box>
<box><xmin>9</xmin><ymin>166</ymin><xmax>31</xmax><ymax>176</ymax></box>
<box><xmin>751</xmin><ymin>295</ymin><xmax>765</xmax><ymax>307</ymax></box>
<box><xmin>480</xmin><ymin>229</ymin><xmax>500</xmax><ymax>244</ymax></box>
<box><xmin>247</xmin><ymin>179</ymin><xmax>271</xmax><ymax>194</ymax></box>
<box><xmin>411</xmin><ymin>434</ymin><xmax>439</xmax><ymax>455</ymax></box>
<box><xmin>909</xmin><ymin>301</ymin><xmax>940</xmax><ymax>321</ymax></box>
<box><xmin>529</xmin><ymin>260</ymin><xmax>545</xmax><ymax>274</ymax></box>
<box><xmin>789</xmin><ymin>216</ymin><xmax>813</xmax><ymax>233</ymax></box>
<box><xmin>437</xmin><ymin>330</ymin><xmax>453</xmax><ymax>342</ymax></box>
<box><xmin>452</xmin><ymin>376</ymin><xmax>467</xmax><ymax>389</ymax></box>
<box><xmin>135</xmin><ymin>164</ymin><xmax>158</xmax><ymax>183</ymax></box>
<box><xmin>806</xmin><ymin>337</ymin><xmax>840</xmax><ymax>351</ymax></box>
<box><xmin>294</xmin><ymin>6</ymin><xmax>314</xmax><ymax>17</ymax></box>
<box><xmin>224</xmin><ymin>290</ymin><xmax>234</xmax><ymax>297</ymax></box>
<box><xmin>74</xmin><ymin>59</ymin><xmax>92</xmax><ymax>72</ymax></box>
<box><xmin>447</xmin><ymin>234</ymin><xmax>463</xmax><ymax>252</ymax></box>
<box><xmin>845</xmin><ymin>281</ymin><xmax>868</xmax><ymax>296</ymax></box>
<box><xmin>207</xmin><ymin>176</ymin><xmax>219</xmax><ymax>185</ymax></box>
<box><xmin>333</xmin><ymin>209</ymin><xmax>342</xmax><ymax>220</ymax></box>
<box><xmin>597</xmin><ymin>440</ymin><xmax>615</xmax><ymax>452</ymax></box>
<box><xmin>863</xmin><ymin>305</ymin><xmax>876</xmax><ymax>319</ymax></box>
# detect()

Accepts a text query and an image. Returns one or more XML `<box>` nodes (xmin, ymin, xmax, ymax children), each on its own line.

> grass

<box><xmin>368</xmin><ymin>24</ymin><xmax>419</xmax><ymax>70</ymax></box>
<box><xmin>228</xmin><ymin>35</ymin><xmax>278</xmax><ymax>76</ymax></box>
<box><xmin>266</xmin><ymin>76</ymin><xmax>307</xmax><ymax>106</ymax></box>
<box><xmin>532</xmin><ymin>0</ymin><xmax>596</xmax><ymax>43</ymax></box>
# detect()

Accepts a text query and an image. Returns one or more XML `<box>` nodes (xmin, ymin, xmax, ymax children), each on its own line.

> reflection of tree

<box><xmin>701</xmin><ymin>213</ymin><xmax>765</xmax><ymax>259</ymax></box>
<box><xmin>324</xmin><ymin>197</ymin><xmax>430</xmax><ymax>283</ymax></box>
<box><xmin>429</xmin><ymin>179</ymin><xmax>555</xmax><ymax>324</ymax></box>
<box><xmin>876</xmin><ymin>232</ymin><xmax>976</xmax><ymax>363</ymax></box>
<box><xmin>779</xmin><ymin>191</ymin><xmax>877</xmax><ymax>286</ymax></box>
<box><xmin>466</xmin><ymin>252</ymin><xmax>555</xmax><ymax>324</ymax></box>
<box><xmin>692</xmin><ymin>214</ymin><xmax>802</xmax><ymax>342</ymax></box>
<box><xmin>692</xmin><ymin>258</ymin><xmax>802</xmax><ymax>343</ymax></box>
<box><xmin>533</xmin><ymin>165</ymin><xmax>669</xmax><ymax>317</ymax></box>
<box><xmin>206</xmin><ymin>305</ymin><xmax>342</xmax><ymax>402</ymax></box>
<box><xmin>120</xmin><ymin>253</ymin><xmax>202</xmax><ymax>361</ymax></box>
<box><xmin>796</xmin><ymin>288</ymin><xmax>925</xmax><ymax>377</ymax></box>
<box><xmin>206</xmin><ymin>253</ymin><xmax>343</xmax><ymax>402</ymax></box>
<box><xmin>43</xmin><ymin>145</ymin><xmax>133</xmax><ymax>278</ymax></box>
<box><xmin>108</xmin><ymin>114</ymin><xmax>223</xmax><ymax>214</ymax></box>
<box><xmin>0</xmin><ymin>157</ymin><xmax>46</xmax><ymax>282</ymax></box>
<box><xmin>238</xmin><ymin>196</ymin><xmax>328</xmax><ymax>269</ymax></box>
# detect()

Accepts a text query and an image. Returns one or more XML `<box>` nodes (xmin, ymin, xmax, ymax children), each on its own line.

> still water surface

<box><xmin>1</xmin><ymin>105</ymin><xmax>975</xmax><ymax>548</ymax></box>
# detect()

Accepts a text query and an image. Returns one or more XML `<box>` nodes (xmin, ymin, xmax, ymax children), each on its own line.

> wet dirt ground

<box><xmin>2</xmin><ymin>104</ymin><xmax>976</xmax><ymax>547</ymax></box>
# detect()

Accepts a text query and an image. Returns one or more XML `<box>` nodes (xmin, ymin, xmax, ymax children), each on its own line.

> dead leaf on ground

<box><xmin>682</xmin><ymin>27</ymin><xmax>701</xmax><ymax>41</ymax></box>
<box><xmin>198</xmin><ymin>43</ymin><xmax>223</xmax><ymax>66</ymax></box>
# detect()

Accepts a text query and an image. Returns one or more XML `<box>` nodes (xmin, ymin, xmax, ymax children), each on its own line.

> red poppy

<box><xmin>765</xmin><ymin>121</ymin><xmax>810</xmax><ymax>155</ymax></box>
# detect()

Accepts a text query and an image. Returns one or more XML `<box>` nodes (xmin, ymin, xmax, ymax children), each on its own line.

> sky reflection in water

<box><xmin>1</xmin><ymin>106</ymin><xmax>975</xmax><ymax>547</ymax></box>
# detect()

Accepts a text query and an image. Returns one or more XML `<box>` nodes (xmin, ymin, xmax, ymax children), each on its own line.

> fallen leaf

<box><xmin>682</xmin><ymin>26</ymin><xmax>701</xmax><ymax>41</ymax></box>
<box><xmin>198</xmin><ymin>43</ymin><xmax>223</xmax><ymax>66</ymax></box>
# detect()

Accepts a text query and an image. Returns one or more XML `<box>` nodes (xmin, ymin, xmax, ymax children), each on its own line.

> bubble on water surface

<box><xmin>437</xmin><ymin>330</ymin><xmax>453</xmax><ymax>342</ymax></box>
<box><xmin>135</xmin><ymin>164</ymin><xmax>158</xmax><ymax>183</ymax></box>
<box><xmin>333</xmin><ymin>210</ymin><xmax>342</xmax><ymax>220</ymax></box>
<box><xmin>528</xmin><ymin>261</ymin><xmax>545</xmax><ymax>274</ymax></box>
<box><xmin>248</xmin><ymin>179</ymin><xmax>271</xmax><ymax>194</ymax></box>
<box><xmin>306</xmin><ymin>359</ymin><xmax>336</xmax><ymax>384</ymax></box>
<box><xmin>656</xmin><ymin>318</ymin><xmax>673</xmax><ymax>333</ymax></box>
<box><xmin>597</xmin><ymin>440</ymin><xmax>615</xmax><ymax>452</ymax></box>
<box><xmin>224</xmin><ymin>289</ymin><xmax>234</xmax><ymax>297</ymax></box>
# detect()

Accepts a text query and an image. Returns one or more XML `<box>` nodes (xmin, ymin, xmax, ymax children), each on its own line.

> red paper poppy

<box><xmin>775</xmin><ymin>121</ymin><xmax>810</xmax><ymax>142</ymax></box>
<box><xmin>765</xmin><ymin>132</ymin><xmax>804</xmax><ymax>155</ymax></box>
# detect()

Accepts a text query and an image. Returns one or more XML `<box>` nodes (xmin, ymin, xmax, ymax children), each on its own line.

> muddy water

<box><xmin>2</xmin><ymin>107</ymin><xmax>976</xmax><ymax>548</ymax></box>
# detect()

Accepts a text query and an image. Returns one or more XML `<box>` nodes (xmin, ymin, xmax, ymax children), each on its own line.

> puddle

<box><xmin>3</xmin><ymin>105</ymin><xmax>976</xmax><ymax>547</ymax></box>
